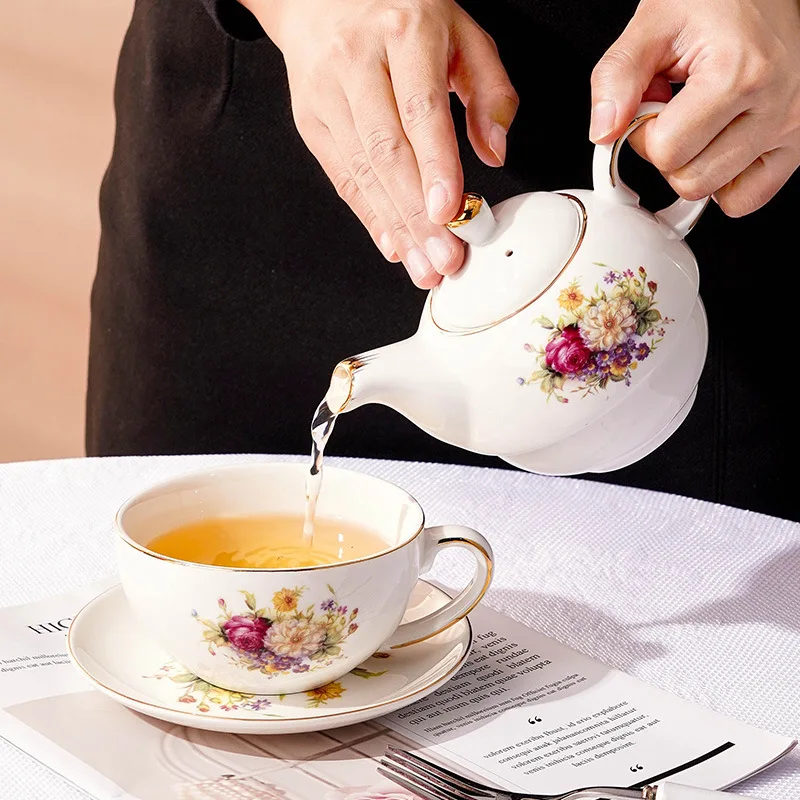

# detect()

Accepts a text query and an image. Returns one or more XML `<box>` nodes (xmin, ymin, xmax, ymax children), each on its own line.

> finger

<box><xmin>664</xmin><ymin>111</ymin><xmax>769</xmax><ymax>199</ymax></box>
<box><xmin>713</xmin><ymin>146</ymin><xmax>799</xmax><ymax>217</ymax></box>
<box><xmin>298</xmin><ymin>115</ymin><xmax>400</xmax><ymax>264</ymax></box>
<box><xmin>632</xmin><ymin>73</ymin><xmax>749</xmax><ymax>175</ymax></box>
<box><xmin>627</xmin><ymin>75</ymin><xmax>673</xmax><ymax>157</ymax></box>
<box><xmin>341</xmin><ymin>63</ymin><xmax>463</xmax><ymax>282</ymax></box>
<box><xmin>309</xmin><ymin>91</ymin><xmax>445</xmax><ymax>288</ymax></box>
<box><xmin>641</xmin><ymin>74</ymin><xmax>673</xmax><ymax>105</ymax></box>
<box><xmin>449</xmin><ymin>16</ymin><xmax>519</xmax><ymax>168</ymax></box>
<box><xmin>387</xmin><ymin>22</ymin><xmax>463</xmax><ymax>225</ymax></box>
<box><xmin>319</xmin><ymin>88</ymin><xmax>417</xmax><ymax>264</ymax></box>
<box><xmin>589</xmin><ymin>10</ymin><xmax>678</xmax><ymax>143</ymax></box>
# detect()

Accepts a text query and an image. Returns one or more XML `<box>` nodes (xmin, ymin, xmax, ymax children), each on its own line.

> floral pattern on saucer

<box><xmin>518</xmin><ymin>265</ymin><xmax>672</xmax><ymax>402</ymax></box>
<box><xmin>145</xmin><ymin>657</ymin><xmax>389</xmax><ymax>710</ymax></box>
<box><xmin>194</xmin><ymin>586</ymin><xmax>360</xmax><ymax>678</ymax></box>
<box><xmin>145</xmin><ymin>662</ymin><xmax>280</xmax><ymax>714</ymax></box>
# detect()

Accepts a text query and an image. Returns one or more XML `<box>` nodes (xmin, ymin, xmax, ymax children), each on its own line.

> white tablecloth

<box><xmin>0</xmin><ymin>453</ymin><xmax>798</xmax><ymax>799</ymax></box>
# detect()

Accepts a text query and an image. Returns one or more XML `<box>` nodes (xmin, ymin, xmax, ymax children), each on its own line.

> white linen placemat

<box><xmin>0</xmin><ymin>453</ymin><xmax>798</xmax><ymax>799</ymax></box>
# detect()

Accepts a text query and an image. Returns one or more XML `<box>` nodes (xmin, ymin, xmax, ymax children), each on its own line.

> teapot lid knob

<box><xmin>446</xmin><ymin>193</ymin><xmax>496</xmax><ymax>245</ymax></box>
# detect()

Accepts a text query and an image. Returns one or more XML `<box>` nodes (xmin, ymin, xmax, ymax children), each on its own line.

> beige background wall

<box><xmin>0</xmin><ymin>1</ymin><xmax>133</xmax><ymax>463</ymax></box>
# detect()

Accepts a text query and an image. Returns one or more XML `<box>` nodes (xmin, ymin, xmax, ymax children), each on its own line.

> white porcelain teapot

<box><xmin>325</xmin><ymin>102</ymin><xmax>711</xmax><ymax>475</ymax></box>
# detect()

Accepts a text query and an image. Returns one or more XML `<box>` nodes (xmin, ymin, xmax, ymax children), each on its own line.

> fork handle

<box><xmin>654</xmin><ymin>782</ymin><xmax>762</xmax><ymax>800</ymax></box>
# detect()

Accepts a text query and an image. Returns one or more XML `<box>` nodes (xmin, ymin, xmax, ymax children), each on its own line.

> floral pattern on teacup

<box><xmin>194</xmin><ymin>586</ymin><xmax>360</xmax><ymax>678</ymax></box>
<box><xmin>518</xmin><ymin>265</ymin><xmax>672</xmax><ymax>402</ymax></box>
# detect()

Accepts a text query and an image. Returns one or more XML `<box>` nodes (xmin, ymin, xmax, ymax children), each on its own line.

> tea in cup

<box><xmin>115</xmin><ymin>462</ymin><xmax>493</xmax><ymax>694</ymax></box>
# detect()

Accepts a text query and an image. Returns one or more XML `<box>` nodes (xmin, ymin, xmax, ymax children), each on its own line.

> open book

<box><xmin>0</xmin><ymin>579</ymin><xmax>794</xmax><ymax>800</ymax></box>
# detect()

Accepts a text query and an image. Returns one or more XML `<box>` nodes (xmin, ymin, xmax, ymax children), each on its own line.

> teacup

<box><xmin>115</xmin><ymin>462</ymin><xmax>493</xmax><ymax>694</ymax></box>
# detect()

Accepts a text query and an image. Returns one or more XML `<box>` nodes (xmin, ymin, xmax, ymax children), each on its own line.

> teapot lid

<box><xmin>431</xmin><ymin>192</ymin><xmax>585</xmax><ymax>333</ymax></box>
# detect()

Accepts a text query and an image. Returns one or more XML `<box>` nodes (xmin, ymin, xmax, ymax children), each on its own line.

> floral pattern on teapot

<box><xmin>518</xmin><ymin>265</ymin><xmax>673</xmax><ymax>403</ymax></box>
<box><xmin>194</xmin><ymin>587</ymin><xmax>360</xmax><ymax>678</ymax></box>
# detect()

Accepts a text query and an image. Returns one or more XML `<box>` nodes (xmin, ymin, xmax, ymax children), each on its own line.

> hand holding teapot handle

<box><xmin>592</xmin><ymin>101</ymin><xmax>710</xmax><ymax>240</ymax></box>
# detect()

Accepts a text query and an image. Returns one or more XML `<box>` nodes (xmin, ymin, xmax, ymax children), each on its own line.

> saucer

<box><xmin>67</xmin><ymin>580</ymin><xmax>472</xmax><ymax>734</ymax></box>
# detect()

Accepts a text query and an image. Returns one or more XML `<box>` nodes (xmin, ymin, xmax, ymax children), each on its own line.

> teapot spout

<box><xmin>325</xmin><ymin>336</ymin><xmax>466</xmax><ymax>444</ymax></box>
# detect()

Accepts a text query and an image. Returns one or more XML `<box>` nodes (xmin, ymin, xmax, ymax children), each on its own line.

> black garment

<box><xmin>87</xmin><ymin>0</ymin><xmax>798</xmax><ymax>522</ymax></box>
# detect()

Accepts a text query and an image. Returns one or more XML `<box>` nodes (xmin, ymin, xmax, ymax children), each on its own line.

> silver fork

<box><xmin>379</xmin><ymin>746</ymin><xmax>761</xmax><ymax>800</ymax></box>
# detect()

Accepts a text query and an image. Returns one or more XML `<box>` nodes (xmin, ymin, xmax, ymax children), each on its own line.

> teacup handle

<box><xmin>592</xmin><ymin>100</ymin><xmax>710</xmax><ymax>240</ymax></box>
<box><xmin>386</xmin><ymin>525</ymin><xmax>493</xmax><ymax>649</ymax></box>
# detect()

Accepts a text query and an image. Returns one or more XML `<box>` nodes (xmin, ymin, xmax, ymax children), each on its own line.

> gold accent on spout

<box><xmin>430</xmin><ymin>193</ymin><xmax>588</xmax><ymax>336</ymax></box>
<box><xmin>328</xmin><ymin>363</ymin><xmax>354</xmax><ymax>414</ymax></box>
<box><xmin>446</xmin><ymin>193</ymin><xmax>484</xmax><ymax>228</ymax></box>
<box><xmin>327</xmin><ymin>356</ymin><xmax>369</xmax><ymax>413</ymax></box>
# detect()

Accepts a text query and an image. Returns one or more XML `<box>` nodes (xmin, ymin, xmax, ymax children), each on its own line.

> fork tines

<box><xmin>379</xmin><ymin>746</ymin><xmax>497</xmax><ymax>800</ymax></box>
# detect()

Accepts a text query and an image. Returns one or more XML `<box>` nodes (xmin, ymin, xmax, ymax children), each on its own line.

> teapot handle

<box><xmin>592</xmin><ymin>100</ymin><xmax>710</xmax><ymax>240</ymax></box>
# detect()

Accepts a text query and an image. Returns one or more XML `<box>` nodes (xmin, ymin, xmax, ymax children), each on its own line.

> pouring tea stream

<box><xmin>307</xmin><ymin>102</ymin><xmax>711</xmax><ymax>492</ymax></box>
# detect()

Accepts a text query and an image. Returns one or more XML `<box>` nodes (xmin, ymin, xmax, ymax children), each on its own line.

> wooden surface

<box><xmin>0</xmin><ymin>1</ymin><xmax>133</xmax><ymax>462</ymax></box>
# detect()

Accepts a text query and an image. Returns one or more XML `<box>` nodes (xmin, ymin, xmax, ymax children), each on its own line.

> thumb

<box><xmin>449</xmin><ymin>20</ymin><xmax>519</xmax><ymax>167</ymax></box>
<box><xmin>590</xmin><ymin>13</ymin><xmax>675</xmax><ymax>144</ymax></box>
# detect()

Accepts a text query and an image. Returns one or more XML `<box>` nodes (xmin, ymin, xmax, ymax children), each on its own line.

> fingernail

<box><xmin>426</xmin><ymin>182</ymin><xmax>450</xmax><ymax>219</ymax></box>
<box><xmin>425</xmin><ymin>237</ymin><xmax>453</xmax><ymax>273</ymax></box>
<box><xmin>590</xmin><ymin>99</ymin><xmax>617</xmax><ymax>142</ymax></box>
<box><xmin>379</xmin><ymin>232</ymin><xmax>395</xmax><ymax>260</ymax></box>
<box><xmin>406</xmin><ymin>247</ymin><xmax>433</xmax><ymax>282</ymax></box>
<box><xmin>489</xmin><ymin>124</ymin><xmax>507</xmax><ymax>165</ymax></box>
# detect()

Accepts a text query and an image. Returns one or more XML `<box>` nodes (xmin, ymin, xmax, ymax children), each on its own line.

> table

<box><xmin>0</xmin><ymin>453</ymin><xmax>798</xmax><ymax>799</ymax></box>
